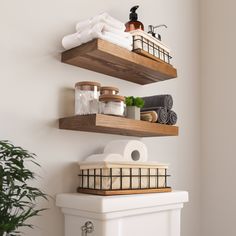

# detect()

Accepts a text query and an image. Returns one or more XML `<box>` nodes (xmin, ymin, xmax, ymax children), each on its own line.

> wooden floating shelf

<box><xmin>59</xmin><ymin>114</ymin><xmax>178</xmax><ymax>137</ymax></box>
<box><xmin>61</xmin><ymin>39</ymin><xmax>177</xmax><ymax>85</ymax></box>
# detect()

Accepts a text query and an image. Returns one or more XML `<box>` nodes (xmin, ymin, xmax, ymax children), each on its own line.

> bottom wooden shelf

<box><xmin>77</xmin><ymin>187</ymin><xmax>172</xmax><ymax>196</ymax></box>
<box><xmin>59</xmin><ymin>114</ymin><xmax>178</xmax><ymax>137</ymax></box>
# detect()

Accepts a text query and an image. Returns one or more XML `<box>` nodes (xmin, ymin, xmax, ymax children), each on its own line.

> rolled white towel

<box><xmin>62</xmin><ymin>33</ymin><xmax>82</xmax><ymax>50</ymax></box>
<box><xmin>94</xmin><ymin>22</ymin><xmax>131</xmax><ymax>39</ymax></box>
<box><xmin>62</xmin><ymin>32</ymin><xmax>132</xmax><ymax>51</ymax></box>
<box><xmin>91</xmin><ymin>23</ymin><xmax>132</xmax><ymax>44</ymax></box>
<box><xmin>100</xmin><ymin>32</ymin><xmax>132</xmax><ymax>50</ymax></box>
<box><xmin>76</xmin><ymin>12</ymin><xmax>126</xmax><ymax>32</ymax></box>
<box><xmin>62</xmin><ymin>24</ymin><xmax>132</xmax><ymax>51</ymax></box>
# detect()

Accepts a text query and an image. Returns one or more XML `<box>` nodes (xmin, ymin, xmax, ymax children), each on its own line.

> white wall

<box><xmin>0</xmin><ymin>0</ymin><xmax>200</xmax><ymax>236</ymax></box>
<box><xmin>201</xmin><ymin>0</ymin><xmax>236</xmax><ymax>235</ymax></box>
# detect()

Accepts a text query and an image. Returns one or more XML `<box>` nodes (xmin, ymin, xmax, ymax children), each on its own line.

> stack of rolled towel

<box><xmin>62</xmin><ymin>12</ymin><xmax>133</xmax><ymax>51</ymax></box>
<box><xmin>141</xmin><ymin>95</ymin><xmax>178</xmax><ymax>125</ymax></box>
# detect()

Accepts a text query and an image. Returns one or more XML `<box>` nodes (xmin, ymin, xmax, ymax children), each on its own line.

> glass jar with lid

<box><xmin>99</xmin><ymin>95</ymin><xmax>125</xmax><ymax>116</ymax></box>
<box><xmin>75</xmin><ymin>81</ymin><xmax>101</xmax><ymax>115</ymax></box>
<box><xmin>100</xmin><ymin>86</ymin><xmax>119</xmax><ymax>95</ymax></box>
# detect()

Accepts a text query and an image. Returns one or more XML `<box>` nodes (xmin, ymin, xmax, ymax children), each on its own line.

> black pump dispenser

<box><xmin>125</xmin><ymin>5</ymin><xmax>144</xmax><ymax>32</ymax></box>
<box><xmin>129</xmin><ymin>5</ymin><xmax>139</xmax><ymax>21</ymax></box>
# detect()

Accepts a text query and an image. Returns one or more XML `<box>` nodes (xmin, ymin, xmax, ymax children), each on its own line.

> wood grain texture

<box><xmin>77</xmin><ymin>187</ymin><xmax>172</xmax><ymax>196</ymax></box>
<box><xmin>59</xmin><ymin>114</ymin><xmax>179</xmax><ymax>137</ymax></box>
<box><xmin>61</xmin><ymin>39</ymin><xmax>177</xmax><ymax>85</ymax></box>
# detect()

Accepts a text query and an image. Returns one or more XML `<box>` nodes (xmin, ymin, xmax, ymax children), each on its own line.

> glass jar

<box><xmin>75</xmin><ymin>81</ymin><xmax>101</xmax><ymax>115</ymax></box>
<box><xmin>99</xmin><ymin>95</ymin><xmax>125</xmax><ymax>116</ymax></box>
<box><xmin>100</xmin><ymin>86</ymin><xmax>119</xmax><ymax>95</ymax></box>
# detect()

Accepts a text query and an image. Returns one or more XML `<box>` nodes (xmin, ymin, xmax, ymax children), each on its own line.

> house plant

<box><xmin>125</xmin><ymin>96</ymin><xmax>145</xmax><ymax>120</ymax></box>
<box><xmin>0</xmin><ymin>141</ymin><xmax>48</xmax><ymax>236</ymax></box>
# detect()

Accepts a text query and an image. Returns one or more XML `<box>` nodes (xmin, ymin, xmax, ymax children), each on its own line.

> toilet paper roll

<box><xmin>104</xmin><ymin>140</ymin><xmax>148</xmax><ymax>162</ymax></box>
<box><xmin>85</xmin><ymin>153</ymin><xmax>124</xmax><ymax>162</ymax></box>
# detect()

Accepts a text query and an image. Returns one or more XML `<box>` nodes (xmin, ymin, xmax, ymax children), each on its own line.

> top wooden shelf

<box><xmin>61</xmin><ymin>39</ymin><xmax>177</xmax><ymax>85</ymax></box>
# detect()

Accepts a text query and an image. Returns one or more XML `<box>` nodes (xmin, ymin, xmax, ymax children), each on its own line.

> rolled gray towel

<box><xmin>141</xmin><ymin>107</ymin><xmax>168</xmax><ymax>124</ymax></box>
<box><xmin>142</xmin><ymin>95</ymin><xmax>173</xmax><ymax>110</ymax></box>
<box><xmin>167</xmin><ymin>110</ymin><xmax>178</xmax><ymax>125</ymax></box>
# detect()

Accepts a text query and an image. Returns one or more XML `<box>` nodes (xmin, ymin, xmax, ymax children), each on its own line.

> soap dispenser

<box><xmin>125</xmin><ymin>5</ymin><xmax>144</xmax><ymax>32</ymax></box>
<box><xmin>148</xmin><ymin>24</ymin><xmax>168</xmax><ymax>41</ymax></box>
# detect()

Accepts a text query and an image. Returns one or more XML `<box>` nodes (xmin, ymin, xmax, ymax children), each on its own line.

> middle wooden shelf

<box><xmin>59</xmin><ymin>114</ymin><xmax>178</xmax><ymax>137</ymax></box>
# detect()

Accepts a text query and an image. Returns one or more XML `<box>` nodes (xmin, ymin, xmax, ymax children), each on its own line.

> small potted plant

<box><xmin>0</xmin><ymin>141</ymin><xmax>48</xmax><ymax>236</ymax></box>
<box><xmin>125</xmin><ymin>96</ymin><xmax>145</xmax><ymax>120</ymax></box>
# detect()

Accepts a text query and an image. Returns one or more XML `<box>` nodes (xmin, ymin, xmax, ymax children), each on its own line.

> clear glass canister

<box><xmin>100</xmin><ymin>86</ymin><xmax>119</xmax><ymax>95</ymax></box>
<box><xmin>75</xmin><ymin>81</ymin><xmax>101</xmax><ymax>115</ymax></box>
<box><xmin>99</xmin><ymin>95</ymin><xmax>125</xmax><ymax>116</ymax></box>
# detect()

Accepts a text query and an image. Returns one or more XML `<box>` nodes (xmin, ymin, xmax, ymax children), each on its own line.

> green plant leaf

<box><xmin>125</xmin><ymin>96</ymin><xmax>134</xmax><ymax>106</ymax></box>
<box><xmin>133</xmin><ymin>97</ymin><xmax>145</xmax><ymax>108</ymax></box>
<box><xmin>0</xmin><ymin>141</ymin><xmax>48</xmax><ymax>235</ymax></box>
<box><xmin>125</xmin><ymin>96</ymin><xmax>145</xmax><ymax>108</ymax></box>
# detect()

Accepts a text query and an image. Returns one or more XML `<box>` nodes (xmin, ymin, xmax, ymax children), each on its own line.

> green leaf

<box><xmin>0</xmin><ymin>141</ymin><xmax>48</xmax><ymax>235</ymax></box>
<box><xmin>125</xmin><ymin>96</ymin><xmax>145</xmax><ymax>108</ymax></box>
<box><xmin>125</xmin><ymin>96</ymin><xmax>134</xmax><ymax>106</ymax></box>
<box><xmin>133</xmin><ymin>97</ymin><xmax>145</xmax><ymax>108</ymax></box>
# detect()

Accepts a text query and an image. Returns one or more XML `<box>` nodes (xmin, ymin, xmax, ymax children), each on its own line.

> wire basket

<box><xmin>130</xmin><ymin>30</ymin><xmax>172</xmax><ymax>64</ymax></box>
<box><xmin>77</xmin><ymin>165</ymin><xmax>171</xmax><ymax>195</ymax></box>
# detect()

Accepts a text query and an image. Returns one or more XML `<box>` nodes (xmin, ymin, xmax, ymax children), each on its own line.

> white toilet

<box><xmin>56</xmin><ymin>191</ymin><xmax>188</xmax><ymax>236</ymax></box>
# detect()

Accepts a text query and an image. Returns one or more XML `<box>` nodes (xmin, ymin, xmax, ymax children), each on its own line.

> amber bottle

<box><xmin>125</xmin><ymin>5</ymin><xmax>144</xmax><ymax>32</ymax></box>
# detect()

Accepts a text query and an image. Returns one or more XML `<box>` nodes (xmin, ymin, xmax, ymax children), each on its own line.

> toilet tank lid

<box><xmin>56</xmin><ymin>191</ymin><xmax>188</xmax><ymax>214</ymax></box>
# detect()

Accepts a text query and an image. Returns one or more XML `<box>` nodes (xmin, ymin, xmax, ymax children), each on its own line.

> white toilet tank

<box><xmin>56</xmin><ymin>191</ymin><xmax>188</xmax><ymax>236</ymax></box>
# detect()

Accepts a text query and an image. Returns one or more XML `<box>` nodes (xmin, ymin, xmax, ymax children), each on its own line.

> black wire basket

<box><xmin>130</xmin><ymin>30</ymin><xmax>172</xmax><ymax>64</ymax></box>
<box><xmin>77</xmin><ymin>166</ymin><xmax>171</xmax><ymax>195</ymax></box>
